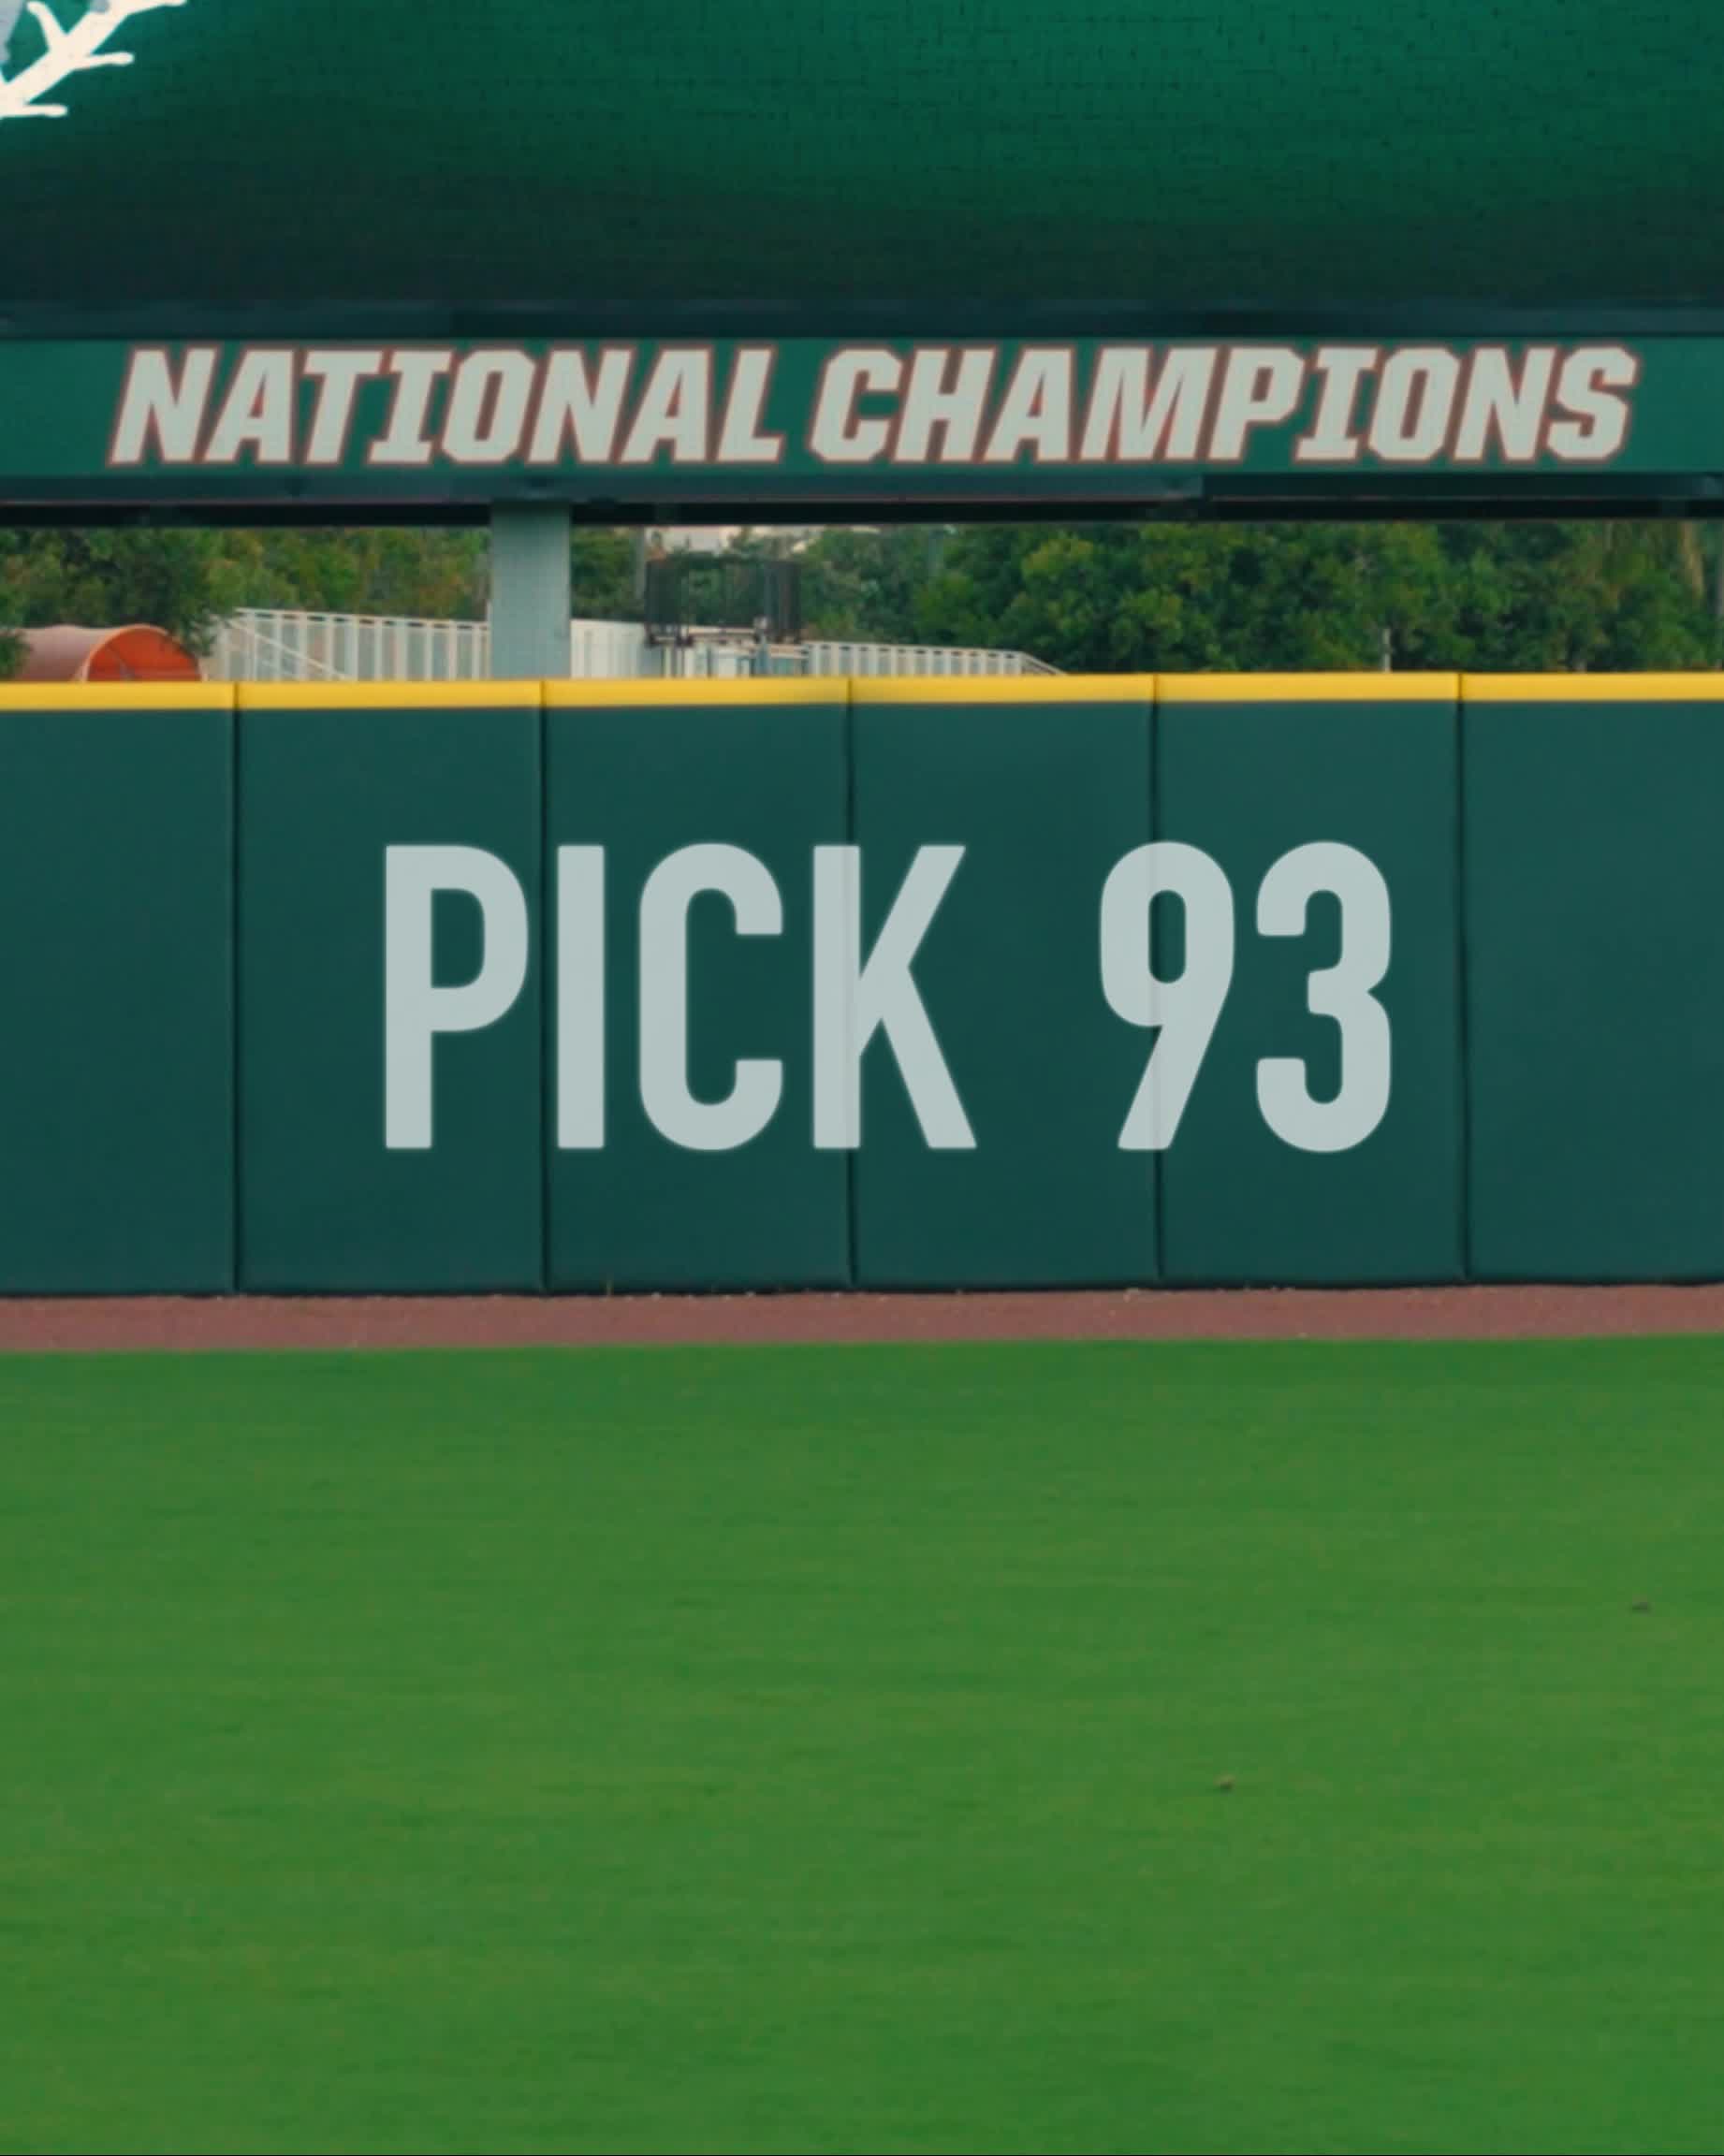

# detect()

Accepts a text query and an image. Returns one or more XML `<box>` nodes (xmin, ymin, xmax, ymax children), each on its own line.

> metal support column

<box><xmin>489</xmin><ymin>503</ymin><xmax>572</xmax><ymax>679</ymax></box>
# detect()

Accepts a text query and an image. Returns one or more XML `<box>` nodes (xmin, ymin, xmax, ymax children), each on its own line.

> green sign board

<box><xmin>5</xmin><ymin>3</ymin><xmax>1722</xmax><ymax>511</ymax></box>
<box><xmin>5</xmin><ymin>335</ymin><xmax>1720</xmax><ymax>512</ymax></box>
<box><xmin>1</xmin><ymin>1</ymin><xmax>1719</xmax><ymax>333</ymax></box>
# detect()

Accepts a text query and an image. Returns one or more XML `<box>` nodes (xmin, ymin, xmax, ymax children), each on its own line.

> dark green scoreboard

<box><xmin>5</xmin><ymin>1</ymin><xmax>1724</xmax><ymax>513</ymax></box>
<box><xmin>5</xmin><ymin>0</ymin><xmax>1720</xmax><ymax>332</ymax></box>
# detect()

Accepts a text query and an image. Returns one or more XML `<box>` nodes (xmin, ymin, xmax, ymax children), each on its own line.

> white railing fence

<box><xmin>205</xmin><ymin>609</ymin><xmax>1057</xmax><ymax>685</ymax></box>
<box><xmin>802</xmin><ymin>640</ymin><xmax>1059</xmax><ymax>678</ymax></box>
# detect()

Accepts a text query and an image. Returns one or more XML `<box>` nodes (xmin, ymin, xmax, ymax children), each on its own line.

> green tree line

<box><xmin>782</xmin><ymin>521</ymin><xmax>1724</xmax><ymax>673</ymax></box>
<box><xmin>0</xmin><ymin>529</ymin><xmax>637</xmax><ymax>677</ymax></box>
<box><xmin>4</xmin><ymin>519</ymin><xmax>1723</xmax><ymax>677</ymax></box>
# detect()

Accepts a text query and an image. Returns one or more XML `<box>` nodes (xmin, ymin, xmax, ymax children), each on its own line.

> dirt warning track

<box><xmin>0</xmin><ymin>1285</ymin><xmax>1722</xmax><ymax>1354</ymax></box>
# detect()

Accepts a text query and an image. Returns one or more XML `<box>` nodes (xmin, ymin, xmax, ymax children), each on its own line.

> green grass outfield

<box><xmin>3</xmin><ymin>1337</ymin><xmax>1723</xmax><ymax>2155</ymax></box>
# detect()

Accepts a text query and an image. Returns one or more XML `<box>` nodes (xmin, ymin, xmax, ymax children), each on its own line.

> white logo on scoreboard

<box><xmin>0</xmin><ymin>0</ymin><xmax>184</xmax><ymax>124</ymax></box>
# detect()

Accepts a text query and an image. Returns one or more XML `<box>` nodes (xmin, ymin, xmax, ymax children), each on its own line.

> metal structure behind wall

<box><xmin>203</xmin><ymin>611</ymin><xmax>1058</xmax><ymax>686</ymax></box>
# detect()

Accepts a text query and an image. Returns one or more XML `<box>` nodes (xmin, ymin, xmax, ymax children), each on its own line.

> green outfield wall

<box><xmin>0</xmin><ymin>672</ymin><xmax>1716</xmax><ymax>1293</ymax></box>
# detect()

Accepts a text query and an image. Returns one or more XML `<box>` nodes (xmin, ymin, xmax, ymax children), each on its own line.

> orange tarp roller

<box><xmin>15</xmin><ymin>624</ymin><xmax>201</xmax><ymax>684</ymax></box>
